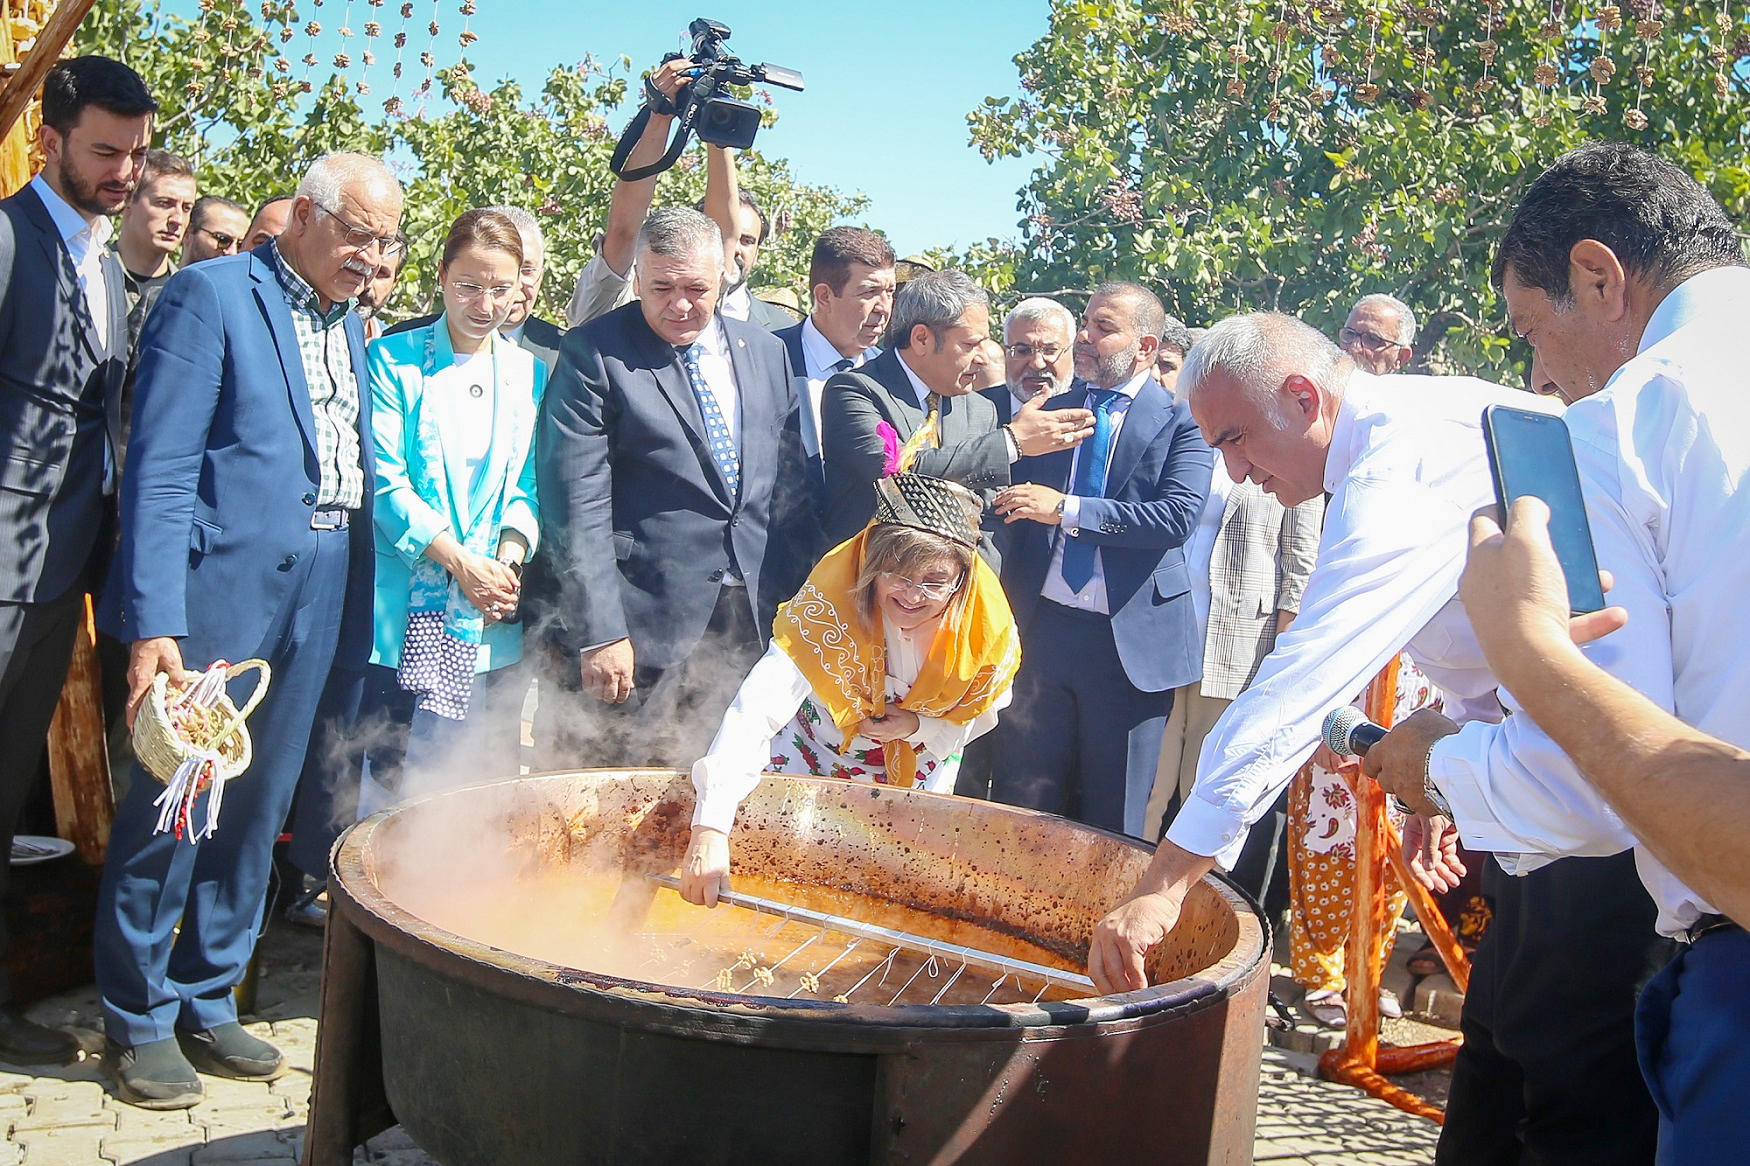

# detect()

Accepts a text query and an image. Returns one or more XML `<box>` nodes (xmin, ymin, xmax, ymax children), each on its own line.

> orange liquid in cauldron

<box><xmin>390</xmin><ymin>867</ymin><xmax>1087</xmax><ymax>1007</ymax></box>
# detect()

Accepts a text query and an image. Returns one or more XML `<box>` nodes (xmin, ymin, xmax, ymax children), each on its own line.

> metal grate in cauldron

<box><xmin>642</xmin><ymin>873</ymin><xmax>1095</xmax><ymax>1005</ymax></box>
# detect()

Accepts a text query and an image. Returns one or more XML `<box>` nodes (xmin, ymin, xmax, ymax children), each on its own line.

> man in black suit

<box><xmin>0</xmin><ymin>55</ymin><xmax>154</xmax><ymax>1064</ymax></box>
<box><xmin>991</xmin><ymin>282</ymin><xmax>1213</xmax><ymax>837</ymax></box>
<box><xmin>538</xmin><ymin>207</ymin><xmax>815</xmax><ymax>766</ymax></box>
<box><xmin>820</xmin><ymin>271</ymin><xmax>1095</xmax><ymax>562</ymax></box>
<box><xmin>386</xmin><ymin>204</ymin><xmax>562</xmax><ymax>368</ymax></box>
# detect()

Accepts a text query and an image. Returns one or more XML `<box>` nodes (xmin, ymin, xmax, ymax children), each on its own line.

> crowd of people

<box><xmin>0</xmin><ymin>50</ymin><xmax>1743</xmax><ymax>1165</ymax></box>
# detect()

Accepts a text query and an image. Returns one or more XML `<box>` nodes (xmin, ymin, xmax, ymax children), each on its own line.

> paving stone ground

<box><xmin>0</xmin><ymin>916</ymin><xmax>1446</xmax><ymax>1165</ymax></box>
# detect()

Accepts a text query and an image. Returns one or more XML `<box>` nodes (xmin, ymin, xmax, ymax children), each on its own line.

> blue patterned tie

<box><xmin>684</xmin><ymin>343</ymin><xmax>739</xmax><ymax>497</ymax></box>
<box><xmin>1060</xmin><ymin>389</ymin><xmax>1121</xmax><ymax>592</ymax></box>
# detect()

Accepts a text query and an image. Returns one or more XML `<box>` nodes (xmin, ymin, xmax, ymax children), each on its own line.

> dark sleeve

<box><xmin>819</xmin><ymin>373</ymin><xmax>891</xmax><ymax>545</ymax></box>
<box><xmin>906</xmin><ymin>421</ymin><xmax>1012</xmax><ymax>492</ymax></box>
<box><xmin>1072</xmin><ymin>405</ymin><xmax>1213</xmax><ymax>550</ymax></box>
<box><xmin>763</xmin><ymin>347</ymin><xmax>825</xmax><ymax>603</ymax></box>
<box><xmin>536</xmin><ymin>325</ymin><xmax>626</xmax><ymax>655</ymax></box>
<box><xmin>120</xmin><ymin>268</ymin><xmax>229</xmax><ymax>639</ymax></box>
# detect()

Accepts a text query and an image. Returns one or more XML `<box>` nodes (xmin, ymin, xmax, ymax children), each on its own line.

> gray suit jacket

<box><xmin>536</xmin><ymin>302</ymin><xmax>817</xmax><ymax>671</ymax></box>
<box><xmin>820</xmin><ymin>348</ymin><xmax>1010</xmax><ymax>559</ymax></box>
<box><xmin>0</xmin><ymin>183</ymin><xmax>127</xmax><ymax>603</ymax></box>
<box><xmin>1201</xmin><ymin>482</ymin><xmax>1323</xmax><ymax>699</ymax></box>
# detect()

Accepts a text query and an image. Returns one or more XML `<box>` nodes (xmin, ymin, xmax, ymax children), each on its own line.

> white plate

<box><xmin>10</xmin><ymin>836</ymin><xmax>74</xmax><ymax>866</ymax></box>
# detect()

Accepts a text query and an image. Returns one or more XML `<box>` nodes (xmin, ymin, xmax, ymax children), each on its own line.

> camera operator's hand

<box><xmin>645</xmin><ymin>57</ymin><xmax>694</xmax><ymax>116</ymax></box>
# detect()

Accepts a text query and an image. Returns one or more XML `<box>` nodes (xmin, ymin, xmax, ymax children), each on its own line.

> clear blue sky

<box><xmin>165</xmin><ymin>1</ymin><xmax>1050</xmax><ymax>257</ymax></box>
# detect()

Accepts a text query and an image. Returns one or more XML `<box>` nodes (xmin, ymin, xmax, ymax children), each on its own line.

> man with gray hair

<box><xmin>987</xmin><ymin>295</ymin><xmax>1078</xmax><ymax>422</ymax></box>
<box><xmin>95</xmin><ymin>151</ymin><xmax>402</xmax><ymax>1107</ymax></box>
<box><xmin>1339</xmin><ymin>292</ymin><xmax>1417</xmax><ymax>374</ymax></box>
<box><xmin>387</xmin><ymin>203</ymin><xmax>563</xmax><ymax>369</ymax></box>
<box><xmin>821</xmin><ymin>271</ymin><xmax>1094</xmax><ymax>558</ymax></box>
<box><xmin>538</xmin><ymin>206</ymin><xmax>813</xmax><ymax>767</ymax></box>
<box><xmin>988</xmin><ymin>281</ymin><xmax>1211</xmax><ymax>836</ymax></box>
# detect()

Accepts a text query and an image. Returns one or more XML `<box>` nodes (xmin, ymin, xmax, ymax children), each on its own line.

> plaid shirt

<box><xmin>267</xmin><ymin>241</ymin><xmax>365</xmax><ymax>509</ymax></box>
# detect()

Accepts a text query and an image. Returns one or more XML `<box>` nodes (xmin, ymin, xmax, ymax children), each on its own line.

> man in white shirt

<box><xmin>1088</xmin><ymin>310</ymin><xmax>1672</xmax><ymax>1163</ymax></box>
<box><xmin>1363</xmin><ymin>143</ymin><xmax>1750</xmax><ymax>1165</ymax></box>
<box><xmin>774</xmin><ymin>227</ymin><xmax>896</xmax><ymax>460</ymax></box>
<box><xmin>989</xmin><ymin>283</ymin><xmax>1212</xmax><ymax>836</ymax></box>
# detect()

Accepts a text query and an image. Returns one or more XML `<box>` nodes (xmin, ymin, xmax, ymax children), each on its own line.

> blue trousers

<box><xmin>1636</xmin><ymin>923</ymin><xmax>1750</xmax><ymax>1166</ymax></box>
<box><xmin>94</xmin><ymin>527</ymin><xmax>352</xmax><ymax>1045</ymax></box>
<box><xmin>989</xmin><ymin>600</ymin><xmax>1172</xmax><ymax>837</ymax></box>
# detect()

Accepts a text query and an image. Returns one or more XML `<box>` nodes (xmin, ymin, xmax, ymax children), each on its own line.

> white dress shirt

<box><xmin>1039</xmin><ymin>370</ymin><xmax>1152</xmax><ymax>614</ymax></box>
<box><xmin>797</xmin><ymin>315</ymin><xmax>877</xmax><ymax>459</ymax></box>
<box><xmin>428</xmin><ymin>351</ymin><xmax>494</xmax><ymax>494</ymax></box>
<box><xmin>687</xmin><ymin>315</ymin><xmax>740</xmax><ymax>448</ymax></box>
<box><xmin>691</xmin><ymin>633</ymin><xmax>1012</xmax><ymax>833</ymax></box>
<box><xmin>1185</xmin><ymin>452</ymin><xmax>1234</xmax><ymax>642</ymax></box>
<box><xmin>1166</xmin><ymin>371</ymin><xmax>1555</xmax><ymax>869</ymax></box>
<box><xmin>31</xmin><ymin>174</ymin><xmax>113</xmax><ymax>349</ymax></box>
<box><xmin>1431</xmin><ymin>266</ymin><xmax>1750</xmax><ymax>936</ymax></box>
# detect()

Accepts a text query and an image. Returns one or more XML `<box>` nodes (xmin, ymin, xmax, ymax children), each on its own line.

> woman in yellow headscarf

<box><xmin>679</xmin><ymin>473</ymin><xmax>1020</xmax><ymax>907</ymax></box>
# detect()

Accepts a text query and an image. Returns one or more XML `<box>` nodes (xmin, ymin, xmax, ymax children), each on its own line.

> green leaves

<box><xmin>966</xmin><ymin>0</ymin><xmax>1750</xmax><ymax>377</ymax></box>
<box><xmin>77</xmin><ymin>0</ymin><xmax>864</xmax><ymax>322</ymax></box>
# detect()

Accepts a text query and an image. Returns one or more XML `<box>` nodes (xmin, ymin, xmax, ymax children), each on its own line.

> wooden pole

<box><xmin>46</xmin><ymin>595</ymin><xmax>111</xmax><ymax>864</ymax></box>
<box><xmin>0</xmin><ymin>0</ymin><xmax>99</xmax><ymax>144</ymax></box>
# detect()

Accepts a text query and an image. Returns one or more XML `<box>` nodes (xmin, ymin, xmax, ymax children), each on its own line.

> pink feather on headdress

<box><xmin>876</xmin><ymin>421</ymin><xmax>901</xmax><ymax>477</ymax></box>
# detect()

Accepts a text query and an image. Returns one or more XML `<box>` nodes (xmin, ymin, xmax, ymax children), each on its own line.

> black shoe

<box><xmin>102</xmin><ymin>1037</ymin><xmax>203</xmax><ymax>1110</ymax></box>
<box><xmin>176</xmin><ymin>1022</ymin><xmax>285</xmax><ymax>1081</ymax></box>
<box><xmin>0</xmin><ymin>1003</ymin><xmax>79</xmax><ymax>1066</ymax></box>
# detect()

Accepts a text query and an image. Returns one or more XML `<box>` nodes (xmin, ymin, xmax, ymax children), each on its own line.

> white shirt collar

<box><xmin>801</xmin><ymin>315</ymin><xmax>875</xmax><ymax>377</ymax></box>
<box><xmin>720</xmin><ymin>283</ymin><xmax>752</xmax><ymax>322</ymax></box>
<box><xmin>1087</xmin><ymin>368</ymin><xmax>1153</xmax><ymax>401</ymax></box>
<box><xmin>30</xmin><ymin>174</ymin><xmax>110</xmax><ymax>250</ymax></box>
<box><xmin>1638</xmin><ymin>266</ymin><xmax>1750</xmax><ymax>354</ymax></box>
<box><xmin>895</xmin><ymin>349</ymin><xmax>937</xmax><ymax>408</ymax></box>
<box><xmin>692</xmin><ymin>314</ymin><xmax>730</xmax><ymax>359</ymax></box>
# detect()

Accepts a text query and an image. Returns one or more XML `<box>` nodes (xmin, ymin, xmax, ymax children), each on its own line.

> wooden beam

<box><xmin>0</xmin><ymin>0</ymin><xmax>100</xmax><ymax>145</ymax></box>
<box><xmin>46</xmin><ymin>595</ymin><xmax>112</xmax><ymax>864</ymax></box>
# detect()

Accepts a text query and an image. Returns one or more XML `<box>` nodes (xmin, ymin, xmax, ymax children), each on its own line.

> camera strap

<box><xmin>609</xmin><ymin>103</ymin><xmax>696</xmax><ymax>182</ymax></box>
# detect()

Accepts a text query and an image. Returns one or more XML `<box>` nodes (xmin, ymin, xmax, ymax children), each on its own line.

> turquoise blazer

<box><xmin>367</xmin><ymin>318</ymin><xmax>547</xmax><ymax>672</ymax></box>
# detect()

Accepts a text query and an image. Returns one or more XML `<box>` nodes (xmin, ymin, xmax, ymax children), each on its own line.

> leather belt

<box><xmin>1682</xmin><ymin>912</ymin><xmax>1740</xmax><ymax>945</ymax></box>
<box><xmin>310</xmin><ymin>506</ymin><xmax>351</xmax><ymax>531</ymax></box>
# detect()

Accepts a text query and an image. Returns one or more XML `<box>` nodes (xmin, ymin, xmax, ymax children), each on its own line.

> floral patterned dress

<box><xmin>1287</xmin><ymin>654</ymin><xmax>1437</xmax><ymax>995</ymax></box>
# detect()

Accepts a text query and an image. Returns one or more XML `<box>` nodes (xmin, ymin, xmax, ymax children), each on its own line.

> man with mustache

<box><xmin>989</xmin><ymin>282</ymin><xmax>1212</xmax><ymax>836</ymax></box>
<box><xmin>96</xmin><ymin>152</ymin><xmax>402</xmax><ymax>1109</ymax></box>
<box><xmin>0</xmin><ymin>53</ymin><xmax>154</xmax><ymax>1068</ymax></box>
<box><xmin>988</xmin><ymin>296</ymin><xmax>1078</xmax><ymax>422</ymax></box>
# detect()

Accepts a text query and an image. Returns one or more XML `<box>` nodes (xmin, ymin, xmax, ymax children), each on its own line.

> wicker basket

<box><xmin>133</xmin><ymin>659</ymin><xmax>272</xmax><ymax>786</ymax></box>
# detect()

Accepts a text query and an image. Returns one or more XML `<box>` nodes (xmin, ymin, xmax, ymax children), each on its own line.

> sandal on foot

<box><xmin>1302</xmin><ymin>989</ymin><xmax>1348</xmax><ymax>1029</ymax></box>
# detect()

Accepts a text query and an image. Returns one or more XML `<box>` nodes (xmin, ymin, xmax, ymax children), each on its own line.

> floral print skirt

<box><xmin>768</xmin><ymin>698</ymin><xmax>951</xmax><ymax>789</ymax></box>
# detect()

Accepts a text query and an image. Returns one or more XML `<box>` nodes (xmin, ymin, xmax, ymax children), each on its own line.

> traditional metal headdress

<box><xmin>873</xmin><ymin>473</ymin><xmax>984</xmax><ymax>548</ymax></box>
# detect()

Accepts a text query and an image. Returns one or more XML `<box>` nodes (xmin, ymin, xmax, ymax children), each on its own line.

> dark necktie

<box><xmin>684</xmin><ymin>343</ymin><xmax>739</xmax><ymax>497</ymax></box>
<box><xmin>1061</xmin><ymin>389</ymin><xmax>1121</xmax><ymax>591</ymax></box>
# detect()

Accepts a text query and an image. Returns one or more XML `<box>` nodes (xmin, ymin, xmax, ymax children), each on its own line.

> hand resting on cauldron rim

<box><xmin>1088</xmin><ymin>838</ymin><xmax>1217</xmax><ymax>995</ymax></box>
<box><xmin>680</xmin><ymin>826</ymin><xmax>731</xmax><ymax>908</ymax></box>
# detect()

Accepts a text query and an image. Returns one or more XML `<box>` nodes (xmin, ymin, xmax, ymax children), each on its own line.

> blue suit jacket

<box><xmin>1000</xmin><ymin>380</ymin><xmax>1212</xmax><ymax>693</ymax></box>
<box><xmin>100</xmin><ymin>245</ymin><xmax>376</xmax><ymax>670</ymax></box>
<box><xmin>774</xmin><ymin>319</ymin><xmax>806</xmax><ymax>379</ymax></box>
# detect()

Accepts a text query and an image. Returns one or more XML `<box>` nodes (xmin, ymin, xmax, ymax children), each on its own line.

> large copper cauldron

<box><xmin>305</xmin><ymin>770</ymin><xmax>1267</xmax><ymax>1165</ymax></box>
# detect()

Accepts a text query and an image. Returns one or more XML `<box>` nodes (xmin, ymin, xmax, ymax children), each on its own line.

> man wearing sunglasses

<box><xmin>181</xmin><ymin>196</ymin><xmax>249</xmax><ymax>265</ymax></box>
<box><xmin>1338</xmin><ymin>293</ymin><xmax>1417</xmax><ymax>375</ymax></box>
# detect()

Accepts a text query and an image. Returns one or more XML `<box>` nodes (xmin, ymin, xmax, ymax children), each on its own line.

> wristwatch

<box><xmin>1420</xmin><ymin>740</ymin><xmax>1453</xmax><ymax>818</ymax></box>
<box><xmin>498</xmin><ymin>558</ymin><xmax>524</xmax><ymax>580</ymax></box>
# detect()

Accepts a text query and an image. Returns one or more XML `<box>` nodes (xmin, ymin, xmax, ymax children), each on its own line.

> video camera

<box><xmin>609</xmin><ymin>18</ymin><xmax>805</xmax><ymax>181</ymax></box>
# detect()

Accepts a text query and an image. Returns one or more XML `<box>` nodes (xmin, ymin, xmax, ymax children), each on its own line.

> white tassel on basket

<box><xmin>150</xmin><ymin>663</ymin><xmax>235</xmax><ymax>842</ymax></box>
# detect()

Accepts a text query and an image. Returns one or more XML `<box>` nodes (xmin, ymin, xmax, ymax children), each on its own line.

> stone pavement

<box><xmin>0</xmin><ymin>918</ymin><xmax>1444</xmax><ymax>1165</ymax></box>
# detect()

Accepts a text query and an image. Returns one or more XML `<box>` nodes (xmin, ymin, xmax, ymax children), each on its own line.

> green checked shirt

<box><xmin>267</xmin><ymin>240</ymin><xmax>365</xmax><ymax>510</ymax></box>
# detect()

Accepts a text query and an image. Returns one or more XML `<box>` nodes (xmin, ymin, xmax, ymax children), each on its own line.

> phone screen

<box><xmin>1481</xmin><ymin>404</ymin><xmax>1608</xmax><ymax>614</ymax></box>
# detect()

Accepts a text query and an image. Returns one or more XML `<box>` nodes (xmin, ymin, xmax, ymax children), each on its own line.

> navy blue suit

<box><xmin>774</xmin><ymin>319</ymin><xmax>806</xmax><ymax>380</ymax></box>
<box><xmin>990</xmin><ymin>380</ymin><xmax>1211</xmax><ymax>836</ymax></box>
<box><xmin>94</xmin><ymin>246</ymin><xmax>375</xmax><ymax>1045</ymax></box>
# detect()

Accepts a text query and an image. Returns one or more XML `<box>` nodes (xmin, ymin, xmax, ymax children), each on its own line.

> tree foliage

<box><xmin>75</xmin><ymin>0</ymin><xmax>866</xmax><ymax>320</ymax></box>
<box><xmin>968</xmin><ymin>0</ymin><xmax>1750</xmax><ymax>376</ymax></box>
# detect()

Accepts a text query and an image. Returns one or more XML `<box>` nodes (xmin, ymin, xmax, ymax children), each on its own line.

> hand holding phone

<box><xmin>1480</xmin><ymin>404</ymin><xmax>1607</xmax><ymax>614</ymax></box>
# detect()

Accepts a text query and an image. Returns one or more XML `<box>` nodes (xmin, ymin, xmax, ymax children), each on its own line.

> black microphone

<box><xmin>1322</xmin><ymin>705</ymin><xmax>1388</xmax><ymax>757</ymax></box>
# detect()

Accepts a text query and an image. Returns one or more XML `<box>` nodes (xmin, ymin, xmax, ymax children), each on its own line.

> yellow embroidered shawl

<box><xmin>771</xmin><ymin>526</ymin><xmax>1020</xmax><ymax>788</ymax></box>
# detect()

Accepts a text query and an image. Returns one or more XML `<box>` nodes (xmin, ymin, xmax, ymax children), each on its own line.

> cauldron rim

<box><xmin>329</xmin><ymin>770</ymin><xmax>1267</xmax><ymax>1037</ymax></box>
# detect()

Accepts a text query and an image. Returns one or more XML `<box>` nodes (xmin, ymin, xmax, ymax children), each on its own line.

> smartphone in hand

<box><xmin>1481</xmin><ymin>403</ymin><xmax>1608</xmax><ymax>614</ymax></box>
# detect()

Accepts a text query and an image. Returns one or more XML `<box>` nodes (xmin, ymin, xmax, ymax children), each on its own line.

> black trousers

<box><xmin>535</xmin><ymin>587</ymin><xmax>762</xmax><ymax>771</ymax></box>
<box><xmin>1436</xmin><ymin>852</ymin><xmax>1675</xmax><ymax>1166</ymax></box>
<box><xmin>0</xmin><ymin>589</ymin><xmax>87</xmax><ymax>1000</ymax></box>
